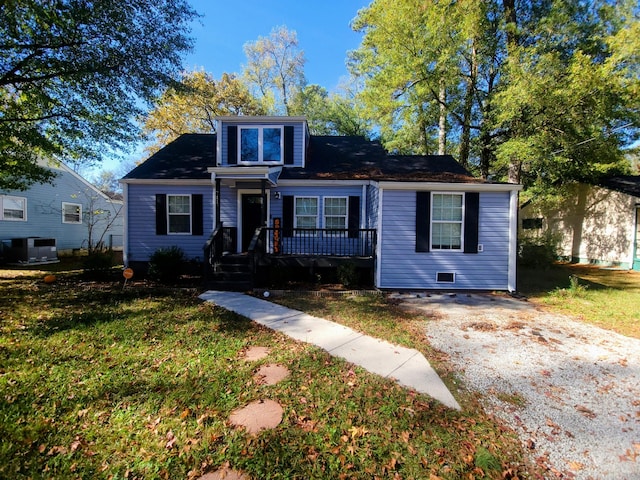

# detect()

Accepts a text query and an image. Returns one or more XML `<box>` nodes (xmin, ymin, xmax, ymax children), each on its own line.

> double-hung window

<box><xmin>324</xmin><ymin>197</ymin><xmax>347</xmax><ymax>231</ymax></box>
<box><xmin>1</xmin><ymin>195</ymin><xmax>27</xmax><ymax>221</ymax></box>
<box><xmin>294</xmin><ymin>197</ymin><xmax>318</xmax><ymax>230</ymax></box>
<box><xmin>167</xmin><ymin>195</ymin><xmax>191</xmax><ymax>234</ymax></box>
<box><xmin>240</xmin><ymin>126</ymin><xmax>283</xmax><ymax>163</ymax></box>
<box><xmin>62</xmin><ymin>202</ymin><xmax>82</xmax><ymax>224</ymax></box>
<box><xmin>431</xmin><ymin>193</ymin><xmax>463</xmax><ymax>250</ymax></box>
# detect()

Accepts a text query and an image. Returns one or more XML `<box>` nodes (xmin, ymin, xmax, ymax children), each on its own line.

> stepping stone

<box><xmin>197</xmin><ymin>468</ymin><xmax>249</xmax><ymax>480</ymax></box>
<box><xmin>254</xmin><ymin>364</ymin><xmax>289</xmax><ymax>385</ymax></box>
<box><xmin>242</xmin><ymin>346</ymin><xmax>270</xmax><ymax>361</ymax></box>
<box><xmin>229</xmin><ymin>399</ymin><xmax>283</xmax><ymax>435</ymax></box>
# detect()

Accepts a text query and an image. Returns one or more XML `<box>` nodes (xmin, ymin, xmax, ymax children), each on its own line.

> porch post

<box><xmin>215</xmin><ymin>177</ymin><xmax>221</xmax><ymax>227</ymax></box>
<box><xmin>261</xmin><ymin>179</ymin><xmax>267</xmax><ymax>226</ymax></box>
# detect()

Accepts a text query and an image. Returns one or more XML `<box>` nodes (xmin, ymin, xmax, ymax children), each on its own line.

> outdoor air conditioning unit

<box><xmin>4</xmin><ymin>237</ymin><xmax>58</xmax><ymax>264</ymax></box>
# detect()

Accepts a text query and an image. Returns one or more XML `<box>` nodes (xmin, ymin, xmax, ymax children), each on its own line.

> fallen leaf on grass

<box><xmin>165</xmin><ymin>431</ymin><xmax>177</xmax><ymax>449</ymax></box>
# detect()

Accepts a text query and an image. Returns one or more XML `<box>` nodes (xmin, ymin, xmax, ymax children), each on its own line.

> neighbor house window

<box><xmin>1</xmin><ymin>195</ymin><xmax>27</xmax><ymax>221</ymax></box>
<box><xmin>167</xmin><ymin>195</ymin><xmax>191</xmax><ymax>234</ymax></box>
<box><xmin>62</xmin><ymin>202</ymin><xmax>82</xmax><ymax>224</ymax></box>
<box><xmin>324</xmin><ymin>197</ymin><xmax>347</xmax><ymax>231</ymax></box>
<box><xmin>240</xmin><ymin>126</ymin><xmax>283</xmax><ymax>163</ymax></box>
<box><xmin>522</xmin><ymin>218</ymin><xmax>543</xmax><ymax>230</ymax></box>
<box><xmin>431</xmin><ymin>193</ymin><xmax>463</xmax><ymax>250</ymax></box>
<box><xmin>294</xmin><ymin>197</ymin><xmax>318</xmax><ymax>229</ymax></box>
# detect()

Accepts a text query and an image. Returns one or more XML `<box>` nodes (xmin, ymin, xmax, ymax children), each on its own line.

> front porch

<box><xmin>204</xmin><ymin>225</ymin><xmax>377</xmax><ymax>290</ymax></box>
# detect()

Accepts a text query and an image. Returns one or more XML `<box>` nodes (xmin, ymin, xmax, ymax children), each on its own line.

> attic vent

<box><xmin>436</xmin><ymin>272</ymin><xmax>455</xmax><ymax>283</ymax></box>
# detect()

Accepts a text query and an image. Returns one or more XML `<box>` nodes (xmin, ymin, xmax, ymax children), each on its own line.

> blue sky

<box><xmin>92</xmin><ymin>1</ymin><xmax>369</xmax><ymax>179</ymax></box>
<box><xmin>184</xmin><ymin>0</ymin><xmax>368</xmax><ymax>91</ymax></box>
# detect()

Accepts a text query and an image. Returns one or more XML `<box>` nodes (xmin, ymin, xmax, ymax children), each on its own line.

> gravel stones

<box><xmin>406</xmin><ymin>293</ymin><xmax>640</xmax><ymax>480</ymax></box>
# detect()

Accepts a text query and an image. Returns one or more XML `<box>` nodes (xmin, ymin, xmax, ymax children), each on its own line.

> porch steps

<box><xmin>206</xmin><ymin>254</ymin><xmax>253</xmax><ymax>291</ymax></box>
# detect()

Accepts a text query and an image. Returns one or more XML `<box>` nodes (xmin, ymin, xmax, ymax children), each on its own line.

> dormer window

<box><xmin>240</xmin><ymin>126</ymin><xmax>283</xmax><ymax>163</ymax></box>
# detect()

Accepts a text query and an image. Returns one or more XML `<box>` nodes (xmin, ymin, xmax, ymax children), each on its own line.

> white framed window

<box><xmin>294</xmin><ymin>196</ymin><xmax>318</xmax><ymax>230</ymax></box>
<box><xmin>167</xmin><ymin>194</ymin><xmax>191</xmax><ymax>234</ymax></box>
<box><xmin>323</xmin><ymin>197</ymin><xmax>347</xmax><ymax>231</ymax></box>
<box><xmin>62</xmin><ymin>202</ymin><xmax>82</xmax><ymax>224</ymax></box>
<box><xmin>239</xmin><ymin>126</ymin><xmax>283</xmax><ymax>163</ymax></box>
<box><xmin>431</xmin><ymin>193</ymin><xmax>464</xmax><ymax>250</ymax></box>
<box><xmin>1</xmin><ymin>195</ymin><xmax>27</xmax><ymax>221</ymax></box>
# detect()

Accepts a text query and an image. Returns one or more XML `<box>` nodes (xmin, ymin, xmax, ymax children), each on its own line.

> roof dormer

<box><xmin>215</xmin><ymin>116</ymin><xmax>308</xmax><ymax>168</ymax></box>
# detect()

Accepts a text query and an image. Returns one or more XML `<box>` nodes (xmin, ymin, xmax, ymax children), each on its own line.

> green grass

<box><xmin>518</xmin><ymin>263</ymin><xmax>640</xmax><ymax>338</ymax></box>
<box><xmin>0</xmin><ymin>267</ymin><xmax>534</xmax><ymax>479</ymax></box>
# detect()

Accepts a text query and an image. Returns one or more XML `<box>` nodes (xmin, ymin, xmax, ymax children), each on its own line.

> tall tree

<box><xmin>142</xmin><ymin>70</ymin><xmax>264</xmax><ymax>154</ymax></box>
<box><xmin>351</xmin><ymin>0</ymin><xmax>639</xmax><ymax>189</ymax></box>
<box><xmin>0</xmin><ymin>0</ymin><xmax>197</xmax><ymax>191</ymax></box>
<box><xmin>289</xmin><ymin>82</ymin><xmax>373</xmax><ymax>138</ymax></box>
<box><xmin>494</xmin><ymin>0</ymin><xmax>639</xmax><ymax>187</ymax></box>
<box><xmin>243</xmin><ymin>26</ymin><xmax>306</xmax><ymax>115</ymax></box>
<box><xmin>350</xmin><ymin>0</ymin><xmax>489</xmax><ymax>160</ymax></box>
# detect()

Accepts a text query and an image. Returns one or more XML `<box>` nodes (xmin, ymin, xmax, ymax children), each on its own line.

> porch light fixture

<box><xmin>274</xmin><ymin>192</ymin><xmax>281</xmax><ymax>199</ymax></box>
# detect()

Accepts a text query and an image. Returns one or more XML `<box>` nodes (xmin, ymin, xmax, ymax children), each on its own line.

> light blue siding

<box><xmin>218</xmin><ymin>120</ymin><xmax>305</xmax><ymax>167</ymax></box>
<box><xmin>269</xmin><ymin>185</ymin><xmax>363</xmax><ymax>225</ymax></box>
<box><xmin>126</xmin><ymin>184</ymin><xmax>213</xmax><ymax>262</ymax></box>
<box><xmin>0</xmin><ymin>165</ymin><xmax>123</xmax><ymax>254</ymax></box>
<box><xmin>366</xmin><ymin>184</ymin><xmax>379</xmax><ymax>229</ymax></box>
<box><xmin>378</xmin><ymin>190</ymin><xmax>512</xmax><ymax>290</ymax></box>
<box><xmin>268</xmin><ymin>185</ymin><xmax>367</xmax><ymax>255</ymax></box>
<box><xmin>219</xmin><ymin>185</ymin><xmax>237</xmax><ymax>227</ymax></box>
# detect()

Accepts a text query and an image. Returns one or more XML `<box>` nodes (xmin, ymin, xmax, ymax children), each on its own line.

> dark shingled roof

<box><xmin>281</xmin><ymin>136</ymin><xmax>477</xmax><ymax>182</ymax></box>
<box><xmin>599</xmin><ymin>176</ymin><xmax>640</xmax><ymax>198</ymax></box>
<box><xmin>122</xmin><ymin>133</ymin><xmax>216</xmax><ymax>180</ymax></box>
<box><xmin>123</xmin><ymin>133</ymin><xmax>478</xmax><ymax>183</ymax></box>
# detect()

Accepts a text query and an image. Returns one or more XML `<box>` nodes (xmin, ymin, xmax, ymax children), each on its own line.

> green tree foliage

<box><xmin>142</xmin><ymin>70</ymin><xmax>264</xmax><ymax>154</ymax></box>
<box><xmin>351</xmin><ymin>0</ymin><xmax>639</xmax><ymax>189</ymax></box>
<box><xmin>243</xmin><ymin>26</ymin><xmax>306</xmax><ymax>115</ymax></box>
<box><xmin>494</xmin><ymin>0</ymin><xmax>639</xmax><ymax>187</ymax></box>
<box><xmin>290</xmin><ymin>82</ymin><xmax>373</xmax><ymax>138</ymax></box>
<box><xmin>0</xmin><ymin>0</ymin><xmax>197</xmax><ymax>191</ymax></box>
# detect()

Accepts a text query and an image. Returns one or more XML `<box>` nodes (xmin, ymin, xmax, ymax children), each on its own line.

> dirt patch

<box><xmin>242</xmin><ymin>346</ymin><xmax>270</xmax><ymax>361</ymax></box>
<box><xmin>229</xmin><ymin>399</ymin><xmax>284</xmax><ymax>435</ymax></box>
<box><xmin>198</xmin><ymin>467</ymin><xmax>249</xmax><ymax>479</ymax></box>
<box><xmin>254</xmin><ymin>364</ymin><xmax>289</xmax><ymax>385</ymax></box>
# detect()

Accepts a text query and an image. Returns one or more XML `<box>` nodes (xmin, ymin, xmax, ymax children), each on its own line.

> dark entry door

<box><xmin>241</xmin><ymin>194</ymin><xmax>264</xmax><ymax>252</ymax></box>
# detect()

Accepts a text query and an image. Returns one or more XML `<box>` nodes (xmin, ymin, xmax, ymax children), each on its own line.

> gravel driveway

<box><xmin>396</xmin><ymin>292</ymin><xmax>640</xmax><ymax>480</ymax></box>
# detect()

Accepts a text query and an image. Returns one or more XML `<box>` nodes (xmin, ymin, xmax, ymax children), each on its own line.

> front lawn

<box><xmin>0</xmin><ymin>267</ymin><xmax>534</xmax><ymax>479</ymax></box>
<box><xmin>518</xmin><ymin>263</ymin><xmax>640</xmax><ymax>339</ymax></box>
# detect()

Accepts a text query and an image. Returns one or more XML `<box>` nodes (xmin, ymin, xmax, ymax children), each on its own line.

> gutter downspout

<box><xmin>508</xmin><ymin>189</ymin><xmax>519</xmax><ymax>292</ymax></box>
<box><xmin>121</xmin><ymin>182</ymin><xmax>129</xmax><ymax>267</ymax></box>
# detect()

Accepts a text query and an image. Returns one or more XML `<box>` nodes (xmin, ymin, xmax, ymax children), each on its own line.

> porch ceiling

<box><xmin>208</xmin><ymin>166</ymin><xmax>282</xmax><ymax>186</ymax></box>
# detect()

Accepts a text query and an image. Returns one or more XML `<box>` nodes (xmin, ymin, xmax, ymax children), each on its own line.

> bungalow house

<box><xmin>520</xmin><ymin>176</ymin><xmax>640</xmax><ymax>270</ymax></box>
<box><xmin>121</xmin><ymin>116</ymin><xmax>521</xmax><ymax>290</ymax></box>
<box><xmin>0</xmin><ymin>160</ymin><xmax>123</xmax><ymax>263</ymax></box>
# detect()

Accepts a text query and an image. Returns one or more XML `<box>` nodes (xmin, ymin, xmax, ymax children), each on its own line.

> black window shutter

<box><xmin>227</xmin><ymin>125</ymin><xmax>237</xmax><ymax>165</ymax></box>
<box><xmin>348</xmin><ymin>196</ymin><xmax>360</xmax><ymax>238</ymax></box>
<box><xmin>156</xmin><ymin>194</ymin><xmax>167</xmax><ymax>235</ymax></box>
<box><xmin>464</xmin><ymin>192</ymin><xmax>479</xmax><ymax>253</ymax></box>
<box><xmin>415</xmin><ymin>192</ymin><xmax>430</xmax><ymax>252</ymax></box>
<box><xmin>191</xmin><ymin>194</ymin><xmax>203</xmax><ymax>236</ymax></box>
<box><xmin>283</xmin><ymin>195</ymin><xmax>294</xmax><ymax>237</ymax></box>
<box><xmin>284</xmin><ymin>126</ymin><xmax>294</xmax><ymax>165</ymax></box>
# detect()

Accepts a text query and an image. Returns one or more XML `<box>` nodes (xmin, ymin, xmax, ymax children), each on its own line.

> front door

<box><xmin>241</xmin><ymin>194</ymin><xmax>264</xmax><ymax>252</ymax></box>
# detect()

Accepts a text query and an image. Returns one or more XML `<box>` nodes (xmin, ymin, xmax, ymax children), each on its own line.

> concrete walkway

<box><xmin>199</xmin><ymin>290</ymin><xmax>460</xmax><ymax>410</ymax></box>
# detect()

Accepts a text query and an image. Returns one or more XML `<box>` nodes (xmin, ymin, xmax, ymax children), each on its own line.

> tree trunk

<box><xmin>438</xmin><ymin>78</ymin><xmax>446</xmax><ymax>155</ymax></box>
<box><xmin>459</xmin><ymin>40</ymin><xmax>477</xmax><ymax>169</ymax></box>
<box><xmin>503</xmin><ymin>0</ymin><xmax>520</xmax><ymax>183</ymax></box>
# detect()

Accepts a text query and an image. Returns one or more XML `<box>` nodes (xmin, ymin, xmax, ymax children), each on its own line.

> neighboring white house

<box><xmin>520</xmin><ymin>176</ymin><xmax>640</xmax><ymax>270</ymax></box>
<box><xmin>0</xmin><ymin>160</ymin><xmax>123</xmax><ymax>262</ymax></box>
